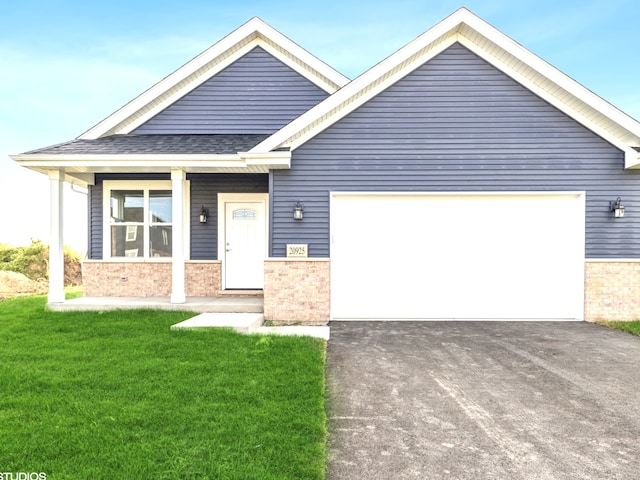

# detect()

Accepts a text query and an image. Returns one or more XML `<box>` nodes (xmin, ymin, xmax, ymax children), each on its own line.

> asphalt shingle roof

<box><xmin>23</xmin><ymin>134</ymin><xmax>271</xmax><ymax>155</ymax></box>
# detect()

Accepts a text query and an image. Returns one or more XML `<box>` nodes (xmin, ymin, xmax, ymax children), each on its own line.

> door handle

<box><xmin>226</xmin><ymin>243</ymin><xmax>232</xmax><ymax>252</ymax></box>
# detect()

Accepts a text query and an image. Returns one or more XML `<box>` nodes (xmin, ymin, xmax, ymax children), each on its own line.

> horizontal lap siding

<box><xmin>272</xmin><ymin>43</ymin><xmax>640</xmax><ymax>258</ymax></box>
<box><xmin>88</xmin><ymin>185</ymin><xmax>103</xmax><ymax>259</ymax></box>
<box><xmin>133</xmin><ymin>47</ymin><xmax>329</xmax><ymax>134</ymax></box>
<box><xmin>190</xmin><ymin>174</ymin><xmax>268</xmax><ymax>259</ymax></box>
<box><xmin>88</xmin><ymin>174</ymin><xmax>267</xmax><ymax>260</ymax></box>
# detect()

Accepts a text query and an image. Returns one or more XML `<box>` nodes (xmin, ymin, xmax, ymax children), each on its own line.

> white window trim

<box><xmin>103</xmin><ymin>180</ymin><xmax>190</xmax><ymax>260</ymax></box>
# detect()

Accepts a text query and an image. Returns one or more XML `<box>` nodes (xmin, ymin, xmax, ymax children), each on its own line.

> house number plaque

<box><xmin>286</xmin><ymin>244</ymin><xmax>308</xmax><ymax>258</ymax></box>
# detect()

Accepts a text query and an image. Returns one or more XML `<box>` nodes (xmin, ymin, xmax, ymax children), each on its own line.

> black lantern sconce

<box><xmin>293</xmin><ymin>201</ymin><xmax>304</xmax><ymax>220</ymax></box>
<box><xmin>199</xmin><ymin>205</ymin><xmax>209</xmax><ymax>223</ymax></box>
<box><xmin>610</xmin><ymin>197</ymin><xmax>625</xmax><ymax>218</ymax></box>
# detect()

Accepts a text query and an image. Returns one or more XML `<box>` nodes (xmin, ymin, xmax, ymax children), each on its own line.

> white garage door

<box><xmin>330</xmin><ymin>192</ymin><xmax>585</xmax><ymax>320</ymax></box>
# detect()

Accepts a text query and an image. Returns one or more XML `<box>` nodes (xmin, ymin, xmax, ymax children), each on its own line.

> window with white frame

<box><xmin>104</xmin><ymin>181</ymin><xmax>173</xmax><ymax>259</ymax></box>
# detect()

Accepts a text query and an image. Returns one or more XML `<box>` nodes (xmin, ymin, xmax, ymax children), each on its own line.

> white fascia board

<box><xmin>252</xmin><ymin>7</ymin><xmax>640</xmax><ymax>158</ymax></box>
<box><xmin>106</xmin><ymin>40</ymin><xmax>259</xmax><ymax>136</ymax></box>
<box><xmin>454</xmin><ymin>19</ymin><xmax>640</xmax><ymax>152</ymax></box>
<box><xmin>11</xmin><ymin>151</ymin><xmax>291</xmax><ymax>171</ymax></box>
<box><xmin>111</xmin><ymin>37</ymin><xmax>345</xmax><ymax>137</ymax></box>
<box><xmin>256</xmin><ymin>37</ymin><xmax>348</xmax><ymax>93</ymax></box>
<box><xmin>250</xmin><ymin>11</ymin><xmax>466</xmax><ymax>153</ymax></box>
<box><xmin>239</xmin><ymin>150</ymin><xmax>291</xmax><ymax>168</ymax></box>
<box><xmin>79</xmin><ymin>17</ymin><xmax>347</xmax><ymax>140</ymax></box>
<box><xmin>626</xmin><ymin>150</ymin><xmax>640</xmax><ymax>169</ymax></box>
<box><xmin>250</xmin><ymin>19</ymin><xmax>349</xmax><ymax>90</ymax></box>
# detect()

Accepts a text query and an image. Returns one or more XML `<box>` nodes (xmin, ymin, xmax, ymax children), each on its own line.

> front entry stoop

<box><xmin>171</xmin><ymin>313</ymin><xmax>331</xmax><ymax>339</ymax></box>
<box><xmin>171</xmin><ymin>313</ymin><xmax>264</xmax><ymax>333</ymax></box>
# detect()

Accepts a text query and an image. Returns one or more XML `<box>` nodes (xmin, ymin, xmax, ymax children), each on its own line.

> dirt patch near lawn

<box><xmin>0</xmin><ymin>255</ymin><xmax>83</xmax><ymax>300</ymax></box>
<box><xmin>0</xmin><ymin>271</ymin><xmax>48</xmax><ymax>300</ymax></box>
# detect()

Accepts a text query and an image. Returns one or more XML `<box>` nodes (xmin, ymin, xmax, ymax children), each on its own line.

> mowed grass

<box><xmin>598</xmin><ymin>320</ymin><xmax>640</xmax><ymax>336</ymax></box>
<box><xmin>0</xmin><ymin>296</ymin><xmax>327</xmax><ymax>479</ymax></box>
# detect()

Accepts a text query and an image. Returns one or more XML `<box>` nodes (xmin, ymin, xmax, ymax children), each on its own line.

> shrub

<box><xmin>0</xmin><ymin>240</ymin><xmax>82</xmax><ymax>283</ymax></box>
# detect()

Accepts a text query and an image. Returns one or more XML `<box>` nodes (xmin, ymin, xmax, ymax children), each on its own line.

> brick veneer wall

<box><xmin>82</xmin><ymin>260</ymin><xmax>221</xmax><ymax>297</ymax></box>
<box><xmin>263</xmin><ymin>259</ymin><xmax>330</xmax><ymax>325</ymax></box>
<box><xmin>185</xmin><ymin>261</ymin><xmax>221</xmax><ymax>296</ymax></box>
<box><xmin>585</xmin><ymin>261</ymin><xmax>640</xmax><ymax>322</ymax></box>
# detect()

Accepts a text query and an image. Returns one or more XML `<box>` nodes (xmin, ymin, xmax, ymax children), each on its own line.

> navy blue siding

<box><xmin>88</xmin><ymin>173</ymin><xmax>267</xmax><ymax>260</ymax></box>
<box><xmin>271</xmin><ymin>43</ymin><xmax>640</xmax><ymax>258</ymax></box>
<box><xmin>133</xmin><ymin>47</ymin><xmax>329</xmax><ymax>134</ymax></box>
<box><xmin>190</xmin><ymin>174</ymin><xmax>268</xmax><ymax>259</ymax></box>
<box><xmin>88</xmin><ymin>184</ymin><xmax>103</xmax><ymax>259</ymax></box>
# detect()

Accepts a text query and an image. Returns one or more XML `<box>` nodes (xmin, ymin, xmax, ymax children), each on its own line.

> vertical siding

<box><xmin>132</xmin><ymin>47</ymin><xmax>329</xmax><ymax>134</ymax></box>
<box><xmin>271</xmin><ymin>43</ymin><xmax>640</xmax><ymax>258</ymax></box>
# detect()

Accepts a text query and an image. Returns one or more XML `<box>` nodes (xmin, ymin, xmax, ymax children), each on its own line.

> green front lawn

<box><xmin>597</xmin><ymin>320</ymin><xmax>640</xmax><ymax>336</ymax></box>
<box><xmin>0</xmin><ymin>296</ymin><xmax>327</xmax><ymax>479</ymax></box>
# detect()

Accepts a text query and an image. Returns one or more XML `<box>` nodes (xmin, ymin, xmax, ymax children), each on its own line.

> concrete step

<box><xmin>170</xmin><ymin>314</ymin><xmax>331</xmax><ymax>339</ymax></box>
<box><xmin>171</xmin><ymin>313</ymin><xmax>264</xmax><ymax>333</ymax></box>
<box><xmin>195</xmin><ymin>297</ymin><xmax>263</xmax><ymax>313</ymax></box>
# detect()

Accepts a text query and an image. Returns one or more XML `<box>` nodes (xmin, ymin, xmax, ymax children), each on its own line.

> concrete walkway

<box><xmin>171</xmin><ymin>312</ymin><xmax>330</xmax><ymax>339</ymax></box>
<box><xmin>50</xmin><ymin>296</ymin><xmax>330</xmax><ymax>339</ymax></box>
<box><xmin>326</xmin><ymin>321</ymin><xmax>640</xmax><ymax>480</ymax></box>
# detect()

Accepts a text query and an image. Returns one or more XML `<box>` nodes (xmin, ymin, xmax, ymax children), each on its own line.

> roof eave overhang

<box><xmin>10</xmin><ymin>151</ymin><xmax>291</xmax><ymax>186</ymax></box>
<box><xmin>626</xmin><ymin>150</ymin><xmax>640</xmax><ymax>169</ymax></box>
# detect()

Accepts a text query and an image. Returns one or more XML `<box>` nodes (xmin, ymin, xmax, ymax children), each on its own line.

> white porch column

<box><xmin>48</xmin><ymin>170</ymin><xmax>65</xmax><ymax>303</ymax></box>
<box><xmin>171</xmin><ymin>168</ymin><xmax>186</xmax><ymax>303</ymax></box>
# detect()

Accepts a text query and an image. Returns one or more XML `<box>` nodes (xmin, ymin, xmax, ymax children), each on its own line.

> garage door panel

<box><xmin>331</xmin><ymin>193</ymin><xmax>585</xmax><ymax>320</ymax></box>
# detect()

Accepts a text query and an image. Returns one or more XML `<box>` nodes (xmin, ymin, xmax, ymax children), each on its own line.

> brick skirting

<box><xmin>585</xmin><ymin>261</ymin><xmax>640</xmax><ymax>322</ymax></box>
<box><xmin>263</xmin><ymin>258</ymin><xmax>330</xmax><ymax>325</ymax></box>
<box><xmin>82</xmin><ymin>260</ymin><xmax>221</xmax><ymax>297</ymax></box>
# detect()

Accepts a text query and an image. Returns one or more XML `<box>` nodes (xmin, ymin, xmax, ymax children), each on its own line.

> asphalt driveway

<box><xmin>326</xmin><ymin>322</ymin><xmax>640</xmax><ymax>479</ymax></box>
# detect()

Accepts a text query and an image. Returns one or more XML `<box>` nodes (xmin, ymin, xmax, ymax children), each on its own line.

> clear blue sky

<box><xmin>1</xmin><ymin>0</ymin><xmax>639</xmax><ymax>251</ymax></box>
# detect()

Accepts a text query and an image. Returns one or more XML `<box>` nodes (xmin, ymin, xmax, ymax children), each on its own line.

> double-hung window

<box><xmin>104</xmin><ymin>181</ymin><xmax>173</xmax><ymax>259</ymax></box>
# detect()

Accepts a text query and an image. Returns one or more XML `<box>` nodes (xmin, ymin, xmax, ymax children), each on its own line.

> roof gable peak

<box><xmin>79</xmin><ymin>17</ymin><xmax>349</xmax><ymax>140</ymax></box>
<box><xmin>251</xmin><ymin>8</ymin><xmax>640</xmax><ymax>167</ymax></box>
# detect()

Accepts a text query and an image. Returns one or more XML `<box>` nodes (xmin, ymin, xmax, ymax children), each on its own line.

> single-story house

<box><xmin>12</xmin><ymin>8</ymin><xmax>640</xmax><ymax>324</ymax></box>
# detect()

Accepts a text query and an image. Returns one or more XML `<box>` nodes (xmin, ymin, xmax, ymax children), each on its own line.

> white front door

<box><xmin>221</xmin><ymin>195</ymin><xmax>267</xmax><ymax>289</ymax></box>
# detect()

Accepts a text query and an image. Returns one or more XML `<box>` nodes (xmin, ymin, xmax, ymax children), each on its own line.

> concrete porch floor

<box><xmin>47</xmin><ymin>296</ymin><xmax>330</xmax><ymax>340</ymax></box>
<box><xmin>48</xmin><ymin>296</ymin><xmax>264</xmax><ymax>313</ymax></box>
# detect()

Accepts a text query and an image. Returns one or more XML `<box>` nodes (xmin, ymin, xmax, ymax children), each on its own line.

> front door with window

<box><xmin>221</xmin><ymin>195</ymin><xmax>267</xmax><ymax>289</ymax></box>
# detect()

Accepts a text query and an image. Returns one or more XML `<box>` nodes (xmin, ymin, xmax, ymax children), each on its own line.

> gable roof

<box><xmin>79</xmin><ymin>17</ymin><xmax>350</xmax><ymax>140</ymax></box>
<box><xmin>250</xmin><ymin>8</ymin><xmax>640</xmax><ymax>168</ymax></box>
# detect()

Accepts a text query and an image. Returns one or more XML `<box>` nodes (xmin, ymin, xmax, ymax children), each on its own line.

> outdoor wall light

<box><xmin>293</xmin><ymin>201</ymin><xmax>304</xmax><ymax>220</ymax></box>
<box><xmin>610</xmin><ymin>197</ymin><xmax>625</xmax><ymax>218</ymax></box>
<box><xmin>199</xmin><ymin>205</ymin><xmax>209</xmax><ymax>223</ymax></box>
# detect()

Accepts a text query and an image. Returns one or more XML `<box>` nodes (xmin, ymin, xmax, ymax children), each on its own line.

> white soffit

<box><xmin>10</xmin><ymin>151</ymin><xmax>291</xmax><ymax>185</ymax></box>
<box><xmin>251</xmin><ymin>8</ymin><xmax>640</xmax><ymax>164</ymax></box>
<box><xmin>79</xmin><ymin>17</ymin><xmax>349</xmax><ymax>140</ymax></box>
